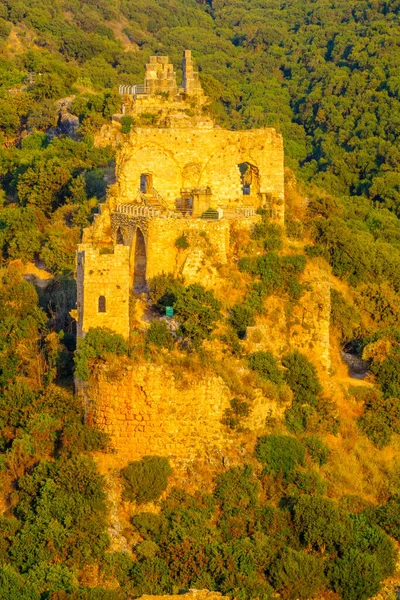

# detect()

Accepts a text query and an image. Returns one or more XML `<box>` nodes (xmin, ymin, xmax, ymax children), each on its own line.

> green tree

<box><xmin>120</xmin><ymin>456</ymin><xmax>172</xmax><ymax>504</ymax></box>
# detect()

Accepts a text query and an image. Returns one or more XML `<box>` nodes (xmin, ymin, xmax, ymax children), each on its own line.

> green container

<box><xmin>165</xmin><ymin>306</ymin><xmax>174</xmax><ymax>317</ymax></box>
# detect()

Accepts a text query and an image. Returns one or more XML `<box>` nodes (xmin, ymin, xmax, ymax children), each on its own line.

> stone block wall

<box><xmin>82</xmin><ymin>362</ymin><xmax>286</xmax><ymax>464</ymax></box>
<box><xmin>76</xmin><ymin>244</ymin><xmax>130</xmax><ymax>339</ymax></box>
<box><xmin>116</xmin><ymin>127</ymin><xmax>284</xmax><ymax>221</ymax></box>
<box><xmin>86</xmin><ymin>364</ymin><xmax>232</xmax><ymax>462</ymax></box>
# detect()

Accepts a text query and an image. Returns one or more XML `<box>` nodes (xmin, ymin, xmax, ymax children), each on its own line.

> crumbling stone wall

<box><xmin>246</xmin><ymin>260</ymin><xmax>332</xmax><ymax>372</ymax></box>
<box><xmin>83</xmin><ymin>362</ymin><xmax>286</xmax><ymax>464</ymax></box>
<box><xmin>115</xmin><ymin>127</ymin><xmax>284</xmax><ymax>220</ymax></box>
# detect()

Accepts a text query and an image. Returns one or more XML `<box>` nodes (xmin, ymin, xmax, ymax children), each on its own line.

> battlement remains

<box><xmin>118</xmin><ymin>50</ymin><xmax>207</xmax><ymax>119</ymax></box>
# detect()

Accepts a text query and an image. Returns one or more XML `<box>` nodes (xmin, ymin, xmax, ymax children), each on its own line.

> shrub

<box><xmin>214</xmin><ymin>465</ymin><xmax>260</xmax><ymax>513</ymax></box>
<box><xmin>0</xmin><ymin>564</ymin><xmax>39</xmax><ymax>600</ymax></box>
<box><xmin>120</xmin><ymin>115</ymin><xmax>133</xmax><ymax>134</ymax></box>
<box><xmin>255</xmin><ymin>435</ymin><xmax>306</xmax><ymax>480</ymax></box>
<box><xmin>285</xmin><ymin>396</ymin><xmax>339</xmax><ymax>435</ymax></box>
<box><xmin>357</xmin><ymin>388</ymin><xmax>400</xmax><ymax>448</ymax></box>
<box><xmin>129</xmin><ymin>557</ymin><xmax>172</xmax><ymax>596</ymax></box>
<box><xmin>293</xmin><ymin>495</ymin><xmax>351</xmax><ymax>553</ymax></box>
<box><xmin>303</xmin><ymin>436</ymin><xmax>330</xmax><ymax>465</ymax></box>
<box><xmin>229</xmin><ymin>303</ymin><xmax>256</xmax><ymax>338</ymax></box>
<box><xmin>173</xmin><ymin>284</ymin><xmax>221</xmax><ymax>347</ymax></box>
<box><xmin>371</xmin><ymin>350</ymin><xmax>400</xmax><ymax>399</ymax></box>
<box><xmin>131</xmin><ymin>513</ymin><xmax>166</xmax><ymax>539</ymax></box>
<box><xmin>291</xmin><ymin>469</ymin><xmax>327</xmax><ymax>496</ymax></box>
<box><xmin>268</xmin><ymin>548</ymin><xmax>326</xmax><ymax>600</ymax></box>
<box><xmin>376</xmin><ymin>497</ymin><xmax>400</xmax><ymax>542</ymax></box>
<box><xmin>120</xmin><ymin>456</ymin><xmax>172</xmax><ymax>504</ymax></box>
<box><xmin>330</xmin><ymin>289</ymin><xmax>361</xmax><ymax>343</ymax></box>
<box><xmin>175</xmin><ymin>234</ymin><xmax>189</xmax><ymax>249</ymax></box>
<box><xmin>248</xmin><ymin>351</ymin><xmax>283</xmax><ymax>385</ymax></box>
<box><xmin>150</xmin><ymin>277</ymin><xmax>221</xmax><ymax>348</ymax></box>
<box><xmin>222</xmin><ymin>397</ymin><xmax>250</xmax><ymax>430</ymax></box>
<box><xmin>145</xmin><ymin>321</ymin><xmax>174</xmax><ymax>350</ymax></box>
<box><xmin>74</xmin><ymin>327</ymin><xmax>128</xmax><ymax>381</ymax></box>
<box><xmin>351</xmin><ymin>513</ymin><xmax>396</xmax><ymax>579</ymax></box>
<box><xmin>282</xmin><ymin>351</ymin><xmax>322</xmax><ymax>405</ymax></box>
<box><xmin>329</xmin><ymin>550</ymin><xmax>382</xmax><ymax>600</ymax></box>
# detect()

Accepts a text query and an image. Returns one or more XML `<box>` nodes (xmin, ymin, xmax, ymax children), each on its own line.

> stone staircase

<box><xmin>137</xmin><ymin>187</ymin><xmax>169</xmax><ymax>211</ymax></box>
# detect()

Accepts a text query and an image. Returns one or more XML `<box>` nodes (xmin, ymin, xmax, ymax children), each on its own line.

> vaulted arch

<box><xmin>131</xmin><ymin>228</ymin><xmax>147</xmax><ymax>294</ymax></box>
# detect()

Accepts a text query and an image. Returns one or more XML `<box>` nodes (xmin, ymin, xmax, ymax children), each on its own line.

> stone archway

<box><xmin>132</xmin><ymin>228</ymin><xmax>147</xmax><ymax>293</ymax></box>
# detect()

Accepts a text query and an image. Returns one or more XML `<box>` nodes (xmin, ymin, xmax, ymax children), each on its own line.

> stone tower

<box><xmin>144</xmin><ymin>56</ymin><xmax>178</xmax><ymax>96</ymax></box>
<box><xmin>182</xmin><ymin>50</ymin><xmax>204</xmax><ymax>98</ymax></box>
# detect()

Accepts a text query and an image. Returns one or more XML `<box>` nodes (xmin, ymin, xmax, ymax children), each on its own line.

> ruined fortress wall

<box><xmin>86</xmin><ymin>364</ymin><xmax>232</xmax><ymax>462</ymax></box>
<box><xmin>145</xmin><ymin>217</ymin><xmax>230</xmax><ymax>279</ymax></box>
<box><xmin>83</xmin><ymin>363</ymin><xmax>286</xmax><ymax>464</ymax></box>
<box><xmin>246</xmin><ymin>261</ymin><xmax>332</xmax><ymax>372</ymax></box>
<box><xmin>76</xmin><ymin>245</ymin><xmax>130</xmax><ymax>339</ymax></box>
<box><xmin>116</xmin><ymin>128</ymin><xmax>284</xmax><ymax>208</ymax></box>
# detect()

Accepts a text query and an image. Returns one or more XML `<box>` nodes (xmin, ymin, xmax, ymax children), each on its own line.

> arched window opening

<box><xmin>238</xmin><ymin>163</ymin><xmax>260</xmax><ymax>196</ymax></box>
<box><xmin>116</xmin><ymin>227</ymin><xmax>124</xmax><ymax>244</ymax></box>
<box><xmin>140</xmin><ymin>173</ymin><xmax>153</xmax><ymax>194</ymax></box>
<box><xmin>98</xmin><ymin>296</ymin><xmax>106</xmax><ymax>312</ymax></box>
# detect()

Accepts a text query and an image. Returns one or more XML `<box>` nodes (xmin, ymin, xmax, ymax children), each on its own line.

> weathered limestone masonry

<box><xmin>77</xmin><ymin>51</ymin><xmax>285</xmax><ymax>341</ymax></box>
<box><xmin>115</xmin><ymin>127</ymin><xmax>284</xmax><ymax>213</ymax></box>
<box><xmin>75</xmin><ymin>51</ymin><xmax>296</xmax><ymax>467</ymax></box>
<box><xmin>76</xmin><ymin>245</ymin><xmax>130</xmax><ymax>339</ymax></box>
<box><xmin>85</xmin><ymin>362</ymin><xmax>287</xmax><ymax>463</ymax></box>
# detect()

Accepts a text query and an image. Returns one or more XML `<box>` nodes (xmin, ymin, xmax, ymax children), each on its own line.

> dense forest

<box><xmin>0</xmin><ymin>0</ymin><xmax>400</xmax><ymax>598</ymax></box>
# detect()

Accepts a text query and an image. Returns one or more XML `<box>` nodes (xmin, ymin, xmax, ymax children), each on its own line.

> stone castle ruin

<box><xmin>75</xmin><ymin>52</ymin><xmax>334</xmax><ymax>467</ymax></box>
<box><xmin>76</xmin><ymin>50</ymin><xmax>285</xmax><ymax>341</ymax></box>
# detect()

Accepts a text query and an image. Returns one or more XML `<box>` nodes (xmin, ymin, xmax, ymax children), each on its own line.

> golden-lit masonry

<box><xmin>76</xmin><ymin>50</ymin><xmax>285</xmax><ymax>341</ymax></box>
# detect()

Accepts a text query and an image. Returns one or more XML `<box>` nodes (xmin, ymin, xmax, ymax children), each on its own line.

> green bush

<box><xmin>120</xmin><ymin>115</ymin><xmax>133</xmax><ymax>134</ymax></box>
<box><xmin>175</xmin><ymin>234</ymin><xmax>189</xmax><ymax>249</ymax></box>
<box><xmin>282</xmin><ymin>351</ymin><xmax>322</xmax><ymax>405</ymax></box>
<box><xmin>145</xmin><ymin>320</ymin><xmax>174</xmax><ymax>350</ymax></box>
<box><xmin>357</xmin><ymin>388</ymin><xmax>400</xmax><ymax>448</ymax></box>
<box><xmin>291</xmin><ymin>469</ymin><xmax>327</xmax><ymax>496</ymax></box>
<box><xmin>329</xmin><ymin>550</ymin><xmax>382</xmax><ymax>600</ymax></box>
<box><xmin>229</xmin><ymin>303</ymin><xmax>256</xmax><ymax>338</ymax></box>
<box><xmin>293</xmin><ymin>495</ymin><xmax>351</xmax><ymax>553</ymax></box>
<box><xmin>268</xmin><ymin>548</ymin><xmax>326</xmax><ymax>600</ymax></box>
<box><xmin>222</xmin><ymin>397</ymin><xmax>250</xmax><ymax>430</ymax></box>
<box><xmin>74</xmin><ymin>327</ymin><xmax>128</xmax><ymax>380</ymax></box>
<box><xmin>255</xmin><ymin>435</ymin><xmax>306</xmax><ymax>480</ymax></box>
<box><xmin>129</xmin><ymin>557</ymin><xmax>172</xmax><ymax>596</ymax></box>
<box><xmin>330</xmin><ymin>289</ymin><xmax>361</xmax><ymax>343</ymax></box>
<box><xmin>214</xmin><ymin>466</ymin><xmax>260</xmax><ymax>513</ymax></box>
<box><xmin>376</xmin><ymin>497</ymin><xmax>400</xmax><ymax>542</ymax></box>
<box><xmin>120</xmin><ymin>456</ymin><xmax>172</xmax><ymax>504</ymax></box>
<box><xmin>303</xmin><ymin>436</ymin><xmax>330</xmax><ymax>465</ymax></box>
<box><xmin>285</xmin><ymin>396</ymin><xmax>339</xmax><ymax>435</ymax></box>
<box><xmin>371</xmin><ymin>350</ymin><xmax>400</xmax><ymax>399</ymax></box>
<box><xmin>150</xmin><ymin>277</ymin><xmax>221</xmax><ymax>348</ymax></box>
<box><xmin>351</xmin><ymin>513</ymin><xmax>396</xmax><ymax>579</ymax></box>
<box><xmin>0</xmin><ymin>565</ymin><xmax>39</xmax><ymax>600</ymax></box>
<box><xmin>248</xmin><ymin>351</ymin><xmax>283</xmax><ymax>385</ymax></box>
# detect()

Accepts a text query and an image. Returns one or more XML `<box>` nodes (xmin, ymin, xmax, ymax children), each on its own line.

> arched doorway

<box><xmin>133</xmin><ymin>228</ymin><xmax>147</xmax><ymax>293</ymax></box>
